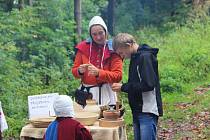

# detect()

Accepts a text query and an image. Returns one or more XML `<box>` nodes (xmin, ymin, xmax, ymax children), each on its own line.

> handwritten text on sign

<box><xmin>28</xmin><ymin>93</ymin><xmax>58</xmax><ymax>119</ymax></box>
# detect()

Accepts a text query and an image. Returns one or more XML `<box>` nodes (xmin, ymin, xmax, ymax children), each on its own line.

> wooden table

<box><xmin>20</xmin><ymin>121</ymin><xmax>127</xmax><ymax>140</ymax></box>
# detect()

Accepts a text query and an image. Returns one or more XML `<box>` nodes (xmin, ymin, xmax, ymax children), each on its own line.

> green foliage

<box><xmin>160</xmin><ymin>65</ymin><xmax>183</xmax><ymax>93</ymax></box>
<box><xmin>0</xmin><ymin>0</ymin><xmax>78</xmax><ymax>137</ymax></box>
<box><xmin>3</xmin><ymin>117</ymin><xmax>26</xmax><ymax>139</ymax></box>
<box><xmin>115</xmin><ymin>0</ymin><xmax>143</xmax><ymax>33</ymax></box>
<box><xmin>133</xmin><ymin>19</ymin><xmax>210</xmax><ymax>93</ymax></box>
<box><xmin>114</xmin><ymin>0</ymin><xmax>188</xmax><ymax>33</ymax></box>
<box><xmin>182</xmin><ymin>50</ymin><xmax>210</xmax><ymax>80</ymax></box>
<box><xmin>0</xmin><ymin>0</ymin><xmax>109</xmax><ymax>137</ymax></box>
<box><xmin>115</xmin><ymin>0</ymin><xmax>210</xmax><ymax>33</ymax></box>
<box><xmin>81</xmin><ymin>0</ymin><xmax>108</xmax><ymax>39</ymax></box>
<box><xmin>0</xmin><ymin>0</ymin><xmax>210</xmax><ymax>139</ymax></box>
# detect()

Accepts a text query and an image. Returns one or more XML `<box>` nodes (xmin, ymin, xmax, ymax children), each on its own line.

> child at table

<box><xmin>44</xmin><ymin>95</ymin><xmax>93</xmax><ymax>140</ymax></box>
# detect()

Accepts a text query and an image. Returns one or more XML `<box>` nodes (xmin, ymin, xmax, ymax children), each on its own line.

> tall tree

<box><xmin>74</xmin><ymin>0</ymin><xmax>82</xmax><ymax>41</ymax></box>
<box><xmin>18</xmin><ymin>0</ymin><xmax>24</xmax><ymax>10</ymax></box>
<box><xmin>107</xmin><ymin>0</ymin><xmax>115</xmax><ymax>36</ymax></box>
<box><xmin>0</xmin><ymin>0</ymin><xmax>14</xmax><ymax>12</ymax></box>
<box><xmin>193</xmin><ymin>0</ymin><xmax>205</xmax><ymax>6</ymax></box>
<box><xmin>29</xmin><ymin>0</ymin><xmax>33</xmax><ymax>6</ymax></box>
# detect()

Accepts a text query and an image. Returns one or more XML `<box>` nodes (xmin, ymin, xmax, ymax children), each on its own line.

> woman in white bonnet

<box><xmin>44</xmin><ymin>95</ymin><xmax>93</xmax><ymax>140</ymax></box>
<box><xmin>72</xmin><ymin>16</ymin><xmax>123</xmax><ymax>106</ymax></box>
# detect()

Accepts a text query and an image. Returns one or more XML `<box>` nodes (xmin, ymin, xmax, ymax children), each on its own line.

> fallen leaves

<box><xmin>158</xmin><ymin>111</ymin><xmax>210</xmax><ymax>139</ymax></box>
<box><xmin>194</xmin><ymin>85</ymin><xmax>210</xmax><ymax>94</ymax></box>
<box><xmin>175</xmin><ymin>103</ymin><xmax>192</xmax><ymax>110</ymax></box>
<box><xmin>158</xmin><ymin>84</ymin><xmax>210</xmax><ymax>139</ymax></box>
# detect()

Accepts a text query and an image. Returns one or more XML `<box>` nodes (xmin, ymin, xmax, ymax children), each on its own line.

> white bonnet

<box><xmin>53</xmin><ymin>95</ymin><xmax>75</xmax><ymax>117</ymax></box>
<box><xmin>89</xmin><ymin>16</ymin><xmax>107</xmax><ymax>33</ymax></box>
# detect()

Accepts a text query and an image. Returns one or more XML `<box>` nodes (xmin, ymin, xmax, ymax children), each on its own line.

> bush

<box><xmin>181</xmin><ymin>50</ymin><xmax>210</xmax><ymax>81</ymax></box>
<box><xmin>135</xmin><ymin>18</ymin><xmax>210</xmax><ymax>94</ymax></box>
<box><xmin>160</xmin><ymin>65</ymin><xmax>184</xmax><ymax>93</ymax></box>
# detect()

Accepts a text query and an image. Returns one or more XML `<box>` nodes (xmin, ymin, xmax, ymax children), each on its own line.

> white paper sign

<box><xmin>28</xmin><ymin>93</ymin><xmax>59</xmax><ymax>119</ymax></box>
<box><xmin>0</xmin><ymin>101</ymin><xmax>8</xmax><ymax>132</ymax></box>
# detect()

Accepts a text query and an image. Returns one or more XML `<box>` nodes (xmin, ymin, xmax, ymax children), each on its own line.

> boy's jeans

<box><xmin>133</xmin><ymin>112</ymin><xmax>158</xmax><ymax>140</ymax></box>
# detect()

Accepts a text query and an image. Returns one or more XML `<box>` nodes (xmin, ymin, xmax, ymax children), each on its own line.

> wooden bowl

<box><xmin>29</xmin><ymin>117</ymin><xmax>56</xmax><ymax>128</ymax></box>
<box><xmin>99</xmin><ymin>118</ymin><xmax>124</xmax><ymax>127</ymax></box>
<box><xmin>103</xmin><ymin>110</ymin><xmax>120</xmax><ymax>120</ymax></box>
<box><xmin>75</xmin><ymin>112</ymin><xmax>98</xmax><ymax>126</ymax></box>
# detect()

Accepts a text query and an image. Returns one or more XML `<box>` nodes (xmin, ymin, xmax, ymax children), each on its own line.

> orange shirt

<box><xmin>72</xmin><ymin>40</ymin><xmax>123</xmax><ymax>85</ymax></box>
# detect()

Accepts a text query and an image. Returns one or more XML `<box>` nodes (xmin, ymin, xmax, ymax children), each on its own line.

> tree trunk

<box><xmin>193</xmin><ymin>0</ymin><xmax>200</xmax><ymax>5</ymax></box>
<box><xmin>149</xmin><ymin>0</ymin><xmax>156</xmax><ymax>13</ymax></box>
<box><xmin>107</xmin><ymin>0</ymin><xmax>115</xmax><ymax>36</ymax></box>
<box><xmin>29</xmin><ymin>0</ymin><xmax>33</xmax><ymax>6</ymax></box>
<box><xmin>192</xmin><ymin>0</ymin><xmax>205</xmax><ymax>6</ymax></box>
<box><xmin>74</xmin><ymin>0</ymin><xmax>82</xmax><ymax>41</ymax></box>
<box><xmin>192</xmin><ymin>0</ymin><xmax>207</xmax><ymax>9</ymax></box>
<box><xmin>6</xmin><ymin>0</ymin><xmax>14</xmax><ymax>12</ymax></box>
<box><xmin>18</xmin><ymin>0</ymin><xmax>24</xmax><ymax>10</ymax></box>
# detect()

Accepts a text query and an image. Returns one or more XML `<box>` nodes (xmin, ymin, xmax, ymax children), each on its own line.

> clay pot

<box><xmin>100</xmin><ymin>105</ymin><xmax>125</xmax><ymax>118</ymax></box>
<box><xmin>109</xmin><ymin>104</ymin><xmax>125</xmax><ymax>117</ymax></box>
<box><xmin>83</xmin><ymin>100</ymin><xmax>100</xmax><ymax>114</ymax></box>
<box><xmin>103</xmin><ymin>110</ymin><xmax>120</xmax><ymax>120</ymax></box>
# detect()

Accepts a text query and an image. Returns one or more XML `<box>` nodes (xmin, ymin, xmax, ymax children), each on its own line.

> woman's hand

<box><xmin>78</xmin><ymin>64</ymin><xmax>91</xmax><ymax>74</ymax></box>
<box><xmin>111</xmin><ymin>83</ymin><xmax>122</xmax><ymax>92</ymax></box>
<box><xmin>87</xmin><ymin>64</ymin><xmax>99</xmax><ymax>77</ymax></box>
